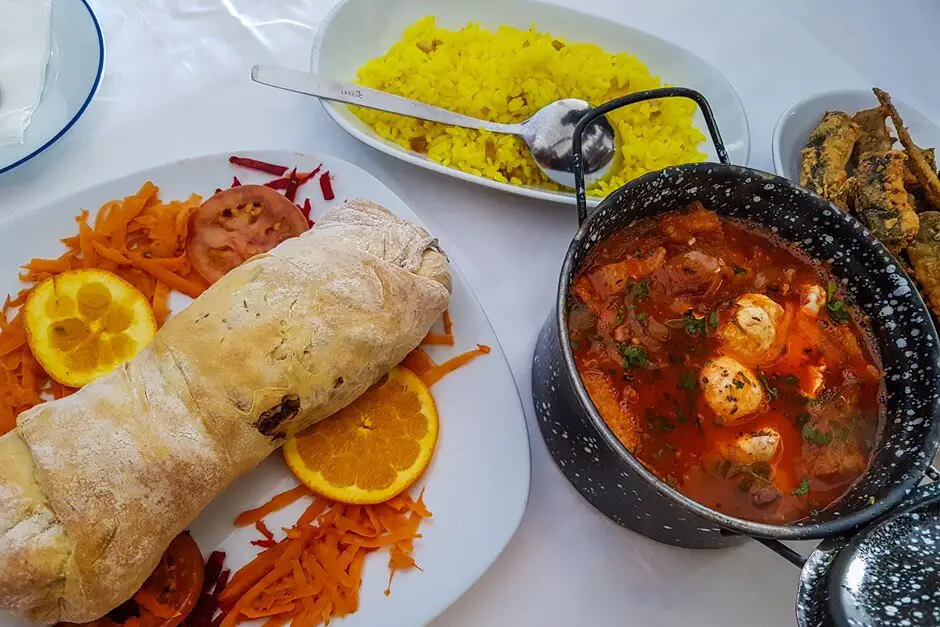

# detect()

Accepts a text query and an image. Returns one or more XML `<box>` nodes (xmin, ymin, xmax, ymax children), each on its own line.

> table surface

<box><xmin>2</xmin><ymin>1</ymin><xmax>939</xmax><ymax>625</ymax></box>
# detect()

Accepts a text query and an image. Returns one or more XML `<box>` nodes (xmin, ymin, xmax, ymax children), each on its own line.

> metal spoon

<box><xmin>251</xmin><ymin>65</ymin><xmax>616</xmax><ymax>189</ymax></box>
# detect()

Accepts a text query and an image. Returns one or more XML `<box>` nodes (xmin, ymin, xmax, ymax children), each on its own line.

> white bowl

<box><xmin>772</xmin><ymin>89</ymin><xmax>940</xmax><ymax>183</ymax></box>
<box><xmin>310</xmin><ymin>0</ymin><xmax>750</xmax><ymax>206</ymax></box>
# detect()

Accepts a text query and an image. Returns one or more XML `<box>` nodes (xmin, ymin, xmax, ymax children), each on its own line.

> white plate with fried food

<box><xmin>772</xmin><ymin>89</ymin><xmax>940</xmax><ymax>191</ymax></box>
<box><xmin>773</xmin><ymin>88</ymin><xmax>940</xmax><ymax>320</ymax></box>
<box><xmin>0</xmin><ymin>151</ymin><xmax>530</xmax><ymax>627</ymax></box>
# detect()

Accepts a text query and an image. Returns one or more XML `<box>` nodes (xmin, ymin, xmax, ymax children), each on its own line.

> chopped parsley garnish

<box><xmin>678</xmin><ymin>370</ymin><xmax>697</xmax><ymax>391</ymax></box>
<box><xmin>615</xmin><ymin>310</ymin><xmax>625</xmax><ymax>325</ymax></box>
<box><xmin>826</xmin><ymin>282</ymin><xmax>850</xmax><ymax>323</ymax></box>
<box><xmin>792</xmin><ymin>477</ymin><xmax>810</xmax><ymax>496</ymax></box>
<box><xmin>708</xmin><ymin>309</ymin><xmax>720</xmax><ymax>328</ymax></box>
<box><xmin>619</xmin><ymin>344</ymin><xmax>650</xmax><ymax>369</ymax></box>
<box><xmin>683</xmin><ymin>312</ymin><xmax>707</xmax><ymax>336</ymax></box>
<box><xmin>757</xmin><ymin>371</ymin><xmax>779</xmax><ymax>399</ymax></box>
<box><xmin>647</xmin><ymin>415</ymin><xmax>675</xmax><ymax>432</ymax></box>
<box><xmin>732</xmin><ymin>376</ymin><xmax>745</xmax><ymax>389</ymax></box>
<box><xmin>631</xmin><ymin>279</ymin><xmax>650</xmax><ymax>302</ymax></box>
<box><xmin>732</xmin><ymin>264</ymin><xmax>748</xmax><ymax>275</ymax></box>
<box><xmin>570</xmin><ymin>341</ymin><xmax>580</xmax><ymax>350</ymax></box>
<box><xmin>785</xmin><ymin>374</ymin><xmax>798</xmax><ymax>385</ymax></box>
<box><xmin>636</xmin><ymin>312</ymin><xmax>648</xmax><ymax>322</ymax></box>
<box><xmin>802</xmin><ymin>423</ymin><xmax>833</xmax><ymax>446</ymax></box>
<box><xmin>672</xmin><ymin>399</ymin><xmax>688</xmax><ymax>423</ymax></box>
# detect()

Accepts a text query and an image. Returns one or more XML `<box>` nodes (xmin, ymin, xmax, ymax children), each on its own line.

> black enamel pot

<box><xmin>531</xmin><ymin>89</ymin><xmax>940</xmax><ymax>561</ymax></box>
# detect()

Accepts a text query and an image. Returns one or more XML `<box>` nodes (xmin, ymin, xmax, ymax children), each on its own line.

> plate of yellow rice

<box><xmin>311</xmin><ymin>0</ymin><xmax>749</xmax><ymax>206</ymax></box>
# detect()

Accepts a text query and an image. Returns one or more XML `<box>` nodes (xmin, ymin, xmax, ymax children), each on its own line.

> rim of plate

<box><xmin>0</xmin><ymin>0</ymin><xmax>105</xmax><ymax>176</ymax></box>
<box><xmin>309</xmin><ymin>0</ymin><xmax>750</xmax><ymax>208</ymax></box>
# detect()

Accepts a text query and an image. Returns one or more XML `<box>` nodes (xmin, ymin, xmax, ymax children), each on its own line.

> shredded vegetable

<box><xmin>219</xmin><ymin>486</ymin><xmax>431</xmax><ymax>627</ymax></box>
<box><xmin>0</xmin><ymin>182</ymin><xmax>206</xmax><ymax>436</ymax></box>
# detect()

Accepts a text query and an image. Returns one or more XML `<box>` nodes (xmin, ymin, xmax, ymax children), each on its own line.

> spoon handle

<box><xmin>251</xmin><ymin>66</ymin><xmax>518</xmax><ymax>135</ymax></box>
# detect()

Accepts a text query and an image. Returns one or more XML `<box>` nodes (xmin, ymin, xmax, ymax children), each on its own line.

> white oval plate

<box><xmin>310</xmin><ymin>0</ymin><xmax>750</xmax><ymax>207</ymax></box>
<box><xmin>0</xmin><ymin>151</ymin><xmax>531</xmax><ymax>627</ymax></box>
<box><xmin>772</xmin><ymin>89</ymin><xmax>940</xmax><ymax>183</ymax></box>
<box><xmin>0</xmin><ymin>0</ymin><xmax>104</xmax><ymax>175</ymax></box>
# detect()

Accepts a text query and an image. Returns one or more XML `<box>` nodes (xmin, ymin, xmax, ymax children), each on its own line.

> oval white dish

<box><xmin>310</xmin><ymin>0</ymin><xmax>750</xmax><ymax>207</ymax></box>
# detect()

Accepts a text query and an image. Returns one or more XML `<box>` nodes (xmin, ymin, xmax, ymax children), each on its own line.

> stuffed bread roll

<box><xmin>0</xmin><ymin>199</ymin><xmax>451</xmax><ymax>624</ymax></box>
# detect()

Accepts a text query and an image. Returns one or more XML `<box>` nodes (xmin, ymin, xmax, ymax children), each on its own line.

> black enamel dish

<box><xmin>531</xmin><ymin>88</ymin><xmax>940</xmax><ymax>622</ymax></box>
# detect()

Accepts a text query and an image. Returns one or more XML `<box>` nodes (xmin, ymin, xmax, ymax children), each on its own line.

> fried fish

<box><xmin>801</xmin><ymin>111</ymin><xmax>860</xmax><ymax>209</ymax></box>
<box><xmin>874</xmin><ymin>88</ymin><xmax>940</xmax><ymax>208</ymax></box>
<box><xmin>908</xmin><ymin>211</ymin><xmax>940</xmax><ymax>318</ymax></box>
<box><xmin>850</xmin><ymin>150</ymin><xmax>920</xmax><ymax>251</ymax></box>
<box><xmin>852</xmin><ymin>105</ymin><xmax>894</xmax><ymax>161</ymax></box>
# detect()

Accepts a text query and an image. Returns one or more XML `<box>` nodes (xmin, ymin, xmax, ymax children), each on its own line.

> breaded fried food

<box><xmin>850</xmin><ymin>150</ymin><xmax>920</xmax><ymax>251</ymax></box>
<box><xmin>908</xmin><ymin>211</ymin><xmax>940</xmax><ymax>318</ymax></box>
<box><xmin>853</xmin><ymin>105</ymin><xmax>894</xmax><ymax>161</ymax></box>
<box><xmin>874</xmin><ymin>88</ymin><xmax>940</xmax><ymax>208</ymax></box>
<box><xmin>801</xmin><ymin>111</ymin><xmax>860</xmax><ymax>209</ymax></box>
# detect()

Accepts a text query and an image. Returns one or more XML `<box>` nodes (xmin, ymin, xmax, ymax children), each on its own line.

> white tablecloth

<box><xmin>2</xmin><ymin>1</ymin><xmax>939</xmax><ymax>625</ymax></box>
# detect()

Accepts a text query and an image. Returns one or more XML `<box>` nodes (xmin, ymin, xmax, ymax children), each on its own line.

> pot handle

<box><xmin>573</xmin><ymin>87</ymin><xmax>731</xmax><ymax>226</ymax></box>
<box><xmin>750</xmin><ymin>464</ymin><xmax>940</xmax><ymax>569</ymax></box>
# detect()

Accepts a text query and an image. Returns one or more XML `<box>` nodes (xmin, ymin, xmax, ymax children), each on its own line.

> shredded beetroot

<box><xmin>186</xmin><ymin>552</ymin><xmax>227</xmax><ymax>627</ymax></box>
<box><xmin>266</xmin><ymin>166</ymin><xmax>320</xmax><ymax>194</ymax></box>
<box><xmin>283</xmin><ymin>169</ymin><xmax>300</xmax><ymax>202</ymax></box>
<box><xmin>228</xmin><ymin>156</ymin><xmax>288</xmax><ymax>176</ymax></box>
<box><xmin>231</xmin><ymin>176</ymin><xmax>241</xmax><ymax>187</ymax></box>
<box><xmin>214</xmin><ymin>570</ymin><xmax>230</xmax><ymax>596</ymax></box>
<box><xmin>319</xmin><ymin>171</ymin><xmax>334</xmax><ymax>200</ymax></box>
<box><xmin>204</xmin><ymin>551</ymin><xmax>226</xmax><ymax>589</ymax></box>
<box><xmin>299</xmin><ymin>198</ymin><xmax>313</xmax><ymax>227</ymax></box>
<box><xmin>264</xmin><ymin>177</ymin><xmax>289</xmax><ymax>190</ymax></box>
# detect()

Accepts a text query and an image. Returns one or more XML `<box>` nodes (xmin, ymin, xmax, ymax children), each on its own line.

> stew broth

<box><xmin>567</xmin><ymin>203</ymin><xmax>882</xmax><ymax>524</ymax></box>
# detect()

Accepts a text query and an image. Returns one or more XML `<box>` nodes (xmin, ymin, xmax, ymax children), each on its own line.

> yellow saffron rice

<box><xmin>353</xmin><ymin>17</ymin><xmax>707</xmax><ymax>196</ymax></box>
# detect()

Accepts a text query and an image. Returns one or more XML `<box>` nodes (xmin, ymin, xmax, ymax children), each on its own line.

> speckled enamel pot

<box><xmin>532</xmin><ymin>160</ymin><xmax>940</xmax><ymax>550</ymax></box>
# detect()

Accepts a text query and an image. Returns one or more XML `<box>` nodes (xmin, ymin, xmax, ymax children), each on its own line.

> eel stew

<box><xmin>567</xmin><ymin>203</ymin><xmax>882</xmax><ymax>523</ymax></box>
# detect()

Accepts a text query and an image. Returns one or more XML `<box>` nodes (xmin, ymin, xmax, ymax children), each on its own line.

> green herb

<box><xmin>683</xmin><ymin>312</ymin><xmax>707</xmax><ymax>336</ymax></box>
<box><xmin>619</xmin><ymin>344</ymin><xmax>650</xmax><ymax>369</ymax></box>
<box><xmin>708</xmin><ymin>309</ymin><xmax>720</xmax><ymax>328</ymax></box>
<box><xmin>792</xmin><ymin>477</ymin><xmax>810</xmax><ymax>496</ymax></box>
<box><xmin>631</xmin><ymin>279</ymin><xmax>650</xmax><ymax>302</ymax></box>
<box><xmin>646</xmin><ymin>415</ymin><xmax>675</xmax><ymax>432</ymax></box>
<box><xmin>636</xmin><ymin>312</ymin><xmax>648</xmax><ymax>322</ymax></box>
<box><xmin>757</xmin><ymin>371</ymin><xmax>779</xmax><ymax>399</ymax></box>
<box><xmin>615</xmin><ymin>310</ymin><xmax>625</xmax><ymax>325</ymax></box>
<box><xmin>732</xmin><ymin>377</ymin><xmax>745</xmax><ymax>389</ymax></box>
<box><xmin>570</xmin><ymin>341</ymin><xmax>580</xmax><ymax>350</ymax></box>
<box><xmin>672</xmin><ymin>399</ymin><xmax>688</xmax><ymax>423</ymax></box>
<box><xmin>678</xmin><ymin>370</ymin><xmax>697</xmax><ymax>391</ymax></box>
<box><xmin>732</xmin><ymin>264</ymin><xmax>748</xmax><ymax>275</ymax></box>
<box><xmin>802</xmin><ymin>423</ymin><xmax>833</xmax><ymax>446</ymax></box>
<box><xmin>826</xmin><ymin>282</ymin><xmax>849</xmax><ymax>323</ymax></box>
<box><xmin>785</xmin><ymin>374</ymin><xmax>798</xmax><ymax>385</ymax></box>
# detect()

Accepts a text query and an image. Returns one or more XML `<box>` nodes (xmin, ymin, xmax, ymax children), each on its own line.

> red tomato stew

<box><xmin>567</xmin><ymin>202</ymin><xmax>883</xmax><ymax>524</ymax></box>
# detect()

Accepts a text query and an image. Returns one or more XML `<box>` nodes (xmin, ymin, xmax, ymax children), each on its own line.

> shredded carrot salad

<box><xmin>219</xmin><ymin>487</ymin><xmax>432</xmax><ymax>627</ymax></box>
<box><xmin>0</xmin><ymin>182</ymin><xmax>205</xmax><ymax>435</ymax></box>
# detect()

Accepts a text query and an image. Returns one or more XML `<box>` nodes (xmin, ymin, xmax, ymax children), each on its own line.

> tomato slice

<box><xmin>58</xmin><ymin>532</ymin><xmax>205</xmax><ymax>627</ymax></box>
<box><xmin>187</xmin><ymin>184</ymin><xmax>309</xmax><ymax>284</ymax></box>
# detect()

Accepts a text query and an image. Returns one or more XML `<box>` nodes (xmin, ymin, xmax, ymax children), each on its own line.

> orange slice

<box><xmin>283</xmin><ymin>366</ymin><xmax>439</xmax><ymax>504</ymax></box>
<box><xmin>24</xmin><ymin>269</ymin><xmax>157</xmax><ymax>387</ymax></box>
